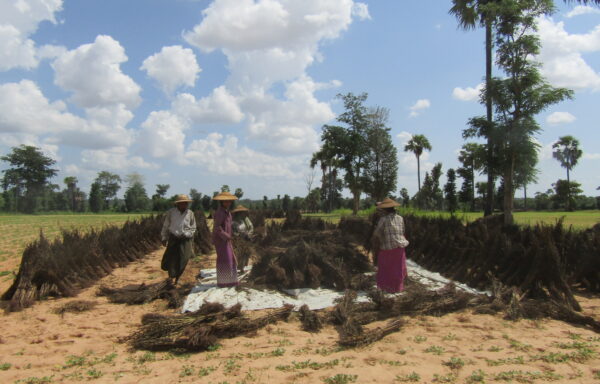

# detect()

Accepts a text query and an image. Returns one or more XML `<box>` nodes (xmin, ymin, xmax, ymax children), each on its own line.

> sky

<box><xmin>0</xmin><ymin>0</ymin><xmax>599</xmax><ymax>200</ymax></box>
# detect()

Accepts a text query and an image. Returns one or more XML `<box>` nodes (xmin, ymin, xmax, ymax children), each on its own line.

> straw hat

<box><xmin>213</xmin><ymin>191</ymin><xmax>238</xmax><ymax>201</ymax></box>
<box><xmin>231</xmin><ymin>205</ymin><xmax>249</xmax><ymax>213</ymax></box>
<box><xmin>377</xmin><ymin>197</ymin><xmax>401</xmax><ymax>209</ymax></box>
<box><xmin>174</xmin><ymin>194</ymin><xmax>193</xmax><ymax>204</ymax></box>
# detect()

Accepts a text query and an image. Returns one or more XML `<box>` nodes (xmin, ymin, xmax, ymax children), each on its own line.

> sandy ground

<box><xmin>0</xmin><ymin>248</ymin><xmax>599</xmax><ymax>384</ymax></box>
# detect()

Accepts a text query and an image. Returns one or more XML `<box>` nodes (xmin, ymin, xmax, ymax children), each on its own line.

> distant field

<box><xmin>0</xmin><ymin>213</ymin><xmax>150</xmax><ymax>277</ymax></box>
<box><xmin>305</xmin><ymin>210</ymin><xmax>600</xmax><ymax>229</ymax></box>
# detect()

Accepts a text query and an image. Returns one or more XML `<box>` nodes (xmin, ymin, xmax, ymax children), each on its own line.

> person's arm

<box><xmin>183</xmin><ymin>211</ymin><xmax>196</xmax><ymax>238</ymax></box>
<box><xmin>214</xmin><ymin>211</ymin><xmax>231</xmax><ymax>241</ymax></box>
<box><xmin>373</xmin><ymin>216</ymin><xmax>385</xmax><ymax>239</ymax></box>
<box><xmin>161</xmin><ymin>210</ymin><xmax>171</xmax><ymax>244</ymax></box>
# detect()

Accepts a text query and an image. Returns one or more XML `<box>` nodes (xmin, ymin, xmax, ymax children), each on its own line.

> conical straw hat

<box><xmin>213</xmin><ymin>191</ymin><xmax>238</xmax><ymax>201</ymax></box>
<box><xmin>377</xmin><ymin>197</ymin><xmax>401</xmax><ymax>209</ymax></box>
<box><xmin>173</xmin><ymin>194</ymin><xmax>193</xmax><ymax>204</ymax></box>
<box><xmin>231</xmin><ymin>205</ymin><xmax>249</xmax><ymax>213</ymax></box>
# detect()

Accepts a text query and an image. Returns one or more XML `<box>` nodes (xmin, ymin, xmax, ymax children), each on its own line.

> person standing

<box><xmin>232</xmin><ymin>205</ymin><xmax>254</xmax><ymax>240</ymax></box>
<box><xmin>212</xmin><ymin>191</ymin><xmax>239</xmax><ymax>287</ymax></box>
<box><xmin>373</xmin><ymin>197</ymin><xmax>409</xmax><ymax>293</ymax></box>
<box><xmin>161</xmin><ymin>194</ymin><xmax>197</xmax><ymax>286</ymax></box>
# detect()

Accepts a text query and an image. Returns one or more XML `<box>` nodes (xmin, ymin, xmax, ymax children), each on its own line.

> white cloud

<box><xmin>452</xmin><ymin>83</ymin><xmax>483</xmax><ymax>102</ymax></box>
<box><xmin>535</xmin><ymin>139</ymin><xmax>554</xmax><ymax>161</ymax></box>
<box><xmin>172</xmin><ymin>86</ymin><xmax>244</xmax><ymax>125</ymax></box>
<box><xmin>409</xmin><ymin>99</ymin><xmax>430</xmax><ymax>117</ymax></box>
<box><xmin>138</xmin><ymin>111</ymin><xmax>189</xmax><ymax>164</ymax></box>
<box><xmin>0</xmin><ymin>80</ymin><xmax>134</xmax><ymax>149</ymax></box>
<box><xmin>396</xmin><ymin>131</ymin><xmax>412</xmax><ymax>146</ymax></box>
<box><xmin>565</xmin><ymin>5</ymin><xmax>600</xmax><ymax>18</ymax></box>
<box><xmin>546</xmin><ymin>111</ymin><xmax>576</xmax><ymax>125</ymax></box>
<box><xmin>536</xmin><ymin>16</ymin><xmax>600</xmax><ymax>91</ymax></box>
<box><xmin>0</xmin><ymin>0</ymin><xmax>63</xmax><ymax>71</ymax></box>
<box><xmin>52</xmin><ymin>35</ymin><xmax>142</xmax><ymax>109</ymax></box>
<box><xmin>583</xmin><ymin>153</ymin><xmax>600</xmax><ymax>160</ymax></box>
<box><xmin>81</xmin><ymin>147</ymin><xmax>159</xmax><ymax>171</ymax></box>
<box><xmin>182</xmin><ymin>0</ymin><xmax>364</xmax><ymax>154</ymax></box>
<box><xmin>140</xmin><ymin>45</ymin><xmax>201</xmax><ymax>95</ymax></box>
<box><xmin>351</xmin><ymin>3</ymin><xmax>371</xmax><ymax>20</ymax></box>
<box><xmin>184</xmin><ymin>133</ymin><xmax>296</xmax><ymax>177</ymax></box>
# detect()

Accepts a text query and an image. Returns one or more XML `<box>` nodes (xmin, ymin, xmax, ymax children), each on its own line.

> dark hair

<box><xmin>220</xmin><ymin>201</ymin><xmax>236</xmax><ymax>210</ymax></box>
<box><xmin>385</xmin><ymin>207</ymin><xmax>396</xmax><ymax>214</ymax></box>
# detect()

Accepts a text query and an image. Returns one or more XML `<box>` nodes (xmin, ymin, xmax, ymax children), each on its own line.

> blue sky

<box><xmin>0</xmin><ymin>0</ymin><xmax>599</xmax><ymax>200</ymax></box>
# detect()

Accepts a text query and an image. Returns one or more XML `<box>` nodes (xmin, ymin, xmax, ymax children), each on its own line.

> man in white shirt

<box><xmin>160</xmin><ymin>194</ymin><xmax>197</xmax><ymax>285</ymax></box>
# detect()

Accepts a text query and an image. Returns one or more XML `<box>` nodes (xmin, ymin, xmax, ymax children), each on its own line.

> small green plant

<box><xmin>323</xmin><ymin>374</ymin><xmax>358</xmax><ymax>384</ymax></box>
<box><xmin>413</xmin><ymin>335</ymin><xmax>427</xmax><ymax>343</ymax></box>
<box><xmin>271</xmin><ymin>347</ymin><xmax>285</xmax><ymax>356</ymax></box>
<box><xmin>432</xmin><ymin>373</ymin><xmax>457</xmax><ymax>383</ymax></box>
<box><xmin>593</xmin><ymin>370</ymin><xmax>600</xmax><ymax>380</ymax></box>
<box><xmin>0</xmin><ymin>363</ymin><xmax>11</xmax><ymax>370</ymax></box>
<box><xmin>465</xmin><ymin>369</ymin><xmax>486</xmax><ymax>383</ymax></box>
<box><xmin>135</xmin><ymin>351</ymin><xmax>156</xmax><ymax>364</ymax></box>
<box><xmin>424</xmin><ymin>345</ymin><xmax>445</xmax><ymax>355</ymax></box>
<box><xmin>395</xmin><ymin>372</ymin><xmax>420</xmax><ymax>382</ymax></box>
<box><xmin>487</xmin><ymin>345</ymin><xmax>503</xmax><ymax>352</ymax></box>
<box><xmin>179</xmin><ymin>365</ymin><xmax>195</xmax><ymax>377</ymax></box>
<box><xmin>86</xmin><ymin>368</ymin><xmax>103</xmax><ymax>379</ymax></box>
<box><xmin>207</xmin><ymin>343</ymin><xmax>222</xmax><ymax>351</ymax></box>
<box><xmin>198</xmin><ymin>366</ymin><xmax>216</xmax><ymax>377</ymax></box>
<box><xmin>442</xmin><ymin>333</ymin><xmax>457</xmax><ymax>341</ymax></box>
<box><xmin>503</xmin><ymin>335</ymin><xmax>531</xmax><ymax>352</ymax></box>
<box><xmin>485</xmin><ymin>356</ymin><xmax>525</xmax><ymax>366</ymax></box>
<box><xmin>14</xmin><ymin>376</ymin><xmax>54</xmax><ymax>384</ymax></box>
<box><xmin>378</xmin><ymin>359</ymin><xmax>407</xmax><ymax>367</ymax></box>
<box><xmin>63</xmin><ymin>355</ymin><xmax>86</xmax><ymax>368</ymax></box>
<box><xmin>443</xmin><ymin>357</ymin><xmax>465</xmax><ymax>370</ymax></box>
<box><xmin>223</xmin><ymin>358</ymin><xmax>241</xmax><ymax>374</ymax></box>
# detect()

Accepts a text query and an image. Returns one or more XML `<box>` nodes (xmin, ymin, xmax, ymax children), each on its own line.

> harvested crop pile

<box><xmin>52</xmin><ymin>300</ymin><xmax>97</xmax><ymax>315</ymax></box>
<box><xmin>192</xmin><ymin>211</ymin><xmax>213</xmax><ymax>255</ymax></box>
<box><xmin>233</xmin><ymin>237</ymin><xmax>255</xmax><ymax>273</ymax></box>
<box><xmin>340</xmin><ymin>214</ymin><xmax>600</xmax><ymax>311</ymax></box>
<box><xmin>97</xmin><ymin>279</ymin><xmax>185</xmax><ymax>308</ymax></box>
<box><xmin>128</xmin><ymin>302</ymin><xmax>293</xmax><ymax>351</ymax></box>
<box><xmin>248</xmin><ymin>218</ymin><xmax>372</xmax><ymax>290</ymax></box>
<box><xmin>2</xmin><ymin>215</ymin><xmax>164</xmax><ymax>312</ymax></box>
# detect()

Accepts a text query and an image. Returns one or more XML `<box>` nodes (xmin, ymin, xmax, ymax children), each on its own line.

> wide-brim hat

<box><xmin>231</xmin><ymin>205</ymin><xmax>249</xmax><ymax>213</ymax></box>
<box><xmin>174</xmin><ymin>194</ymin><xmax>193</xmax><ymax>204</ymax></box>
<box><xmin>377</xmin><ymin>197</ymin><xmax>401</xmax><ymax>209</ymax></box>
<box><xmin>213</xmin><ymin>191</ymin><xmax>238</xmax><ymax>201</ymax></box>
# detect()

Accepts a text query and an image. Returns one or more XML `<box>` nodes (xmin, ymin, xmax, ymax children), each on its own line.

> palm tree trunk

<box><xmin>524</xmin><ymin>184</ymin><xmax>527</xmax><ymax>210</ymax></box>
<box><xmin>485</xmin><ymin>18</ymin><xmax>494</xmax><ymax>217</ymax></box>
<box><xmin>470</xmin><ymin>160</ymin><xmax>475</xmax><ymax>212</ymax></box>
<box><xmin>352</xmin><ymin>189</ymin><xmax>360</xmax><ymax>215</ymax></box>
<box><xmin>417</xmin><ymin>155</ymin><xmax>421</xmax><ymax>192</ymax></box>
<box><xmin>567</xmin><ymin>167</ymin><xmax>571</xmax><ymax>211</ymax></box>
<box><xmin>503</xmin><ymin>156</ymin><xmax>515</xmax><ymax>226</ymax></box>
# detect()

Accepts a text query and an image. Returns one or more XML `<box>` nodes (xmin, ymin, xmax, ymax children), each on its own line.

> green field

<box><xmin>0</xmin><ymin>213</ymin><xmax>150</xmax><ymax>274</ymax></box>
<box><xmin>305</xmin><ymin>209</ymin><xmax>600</xmax><ymax>230</ymax></box>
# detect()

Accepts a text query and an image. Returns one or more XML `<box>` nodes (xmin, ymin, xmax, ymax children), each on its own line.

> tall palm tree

<box><xmin>404</xmin><ymin>134</ymin><xmax>432</xmax><ymax>192</ymax></box>
<box><xmin>450</xmin><ymin>0</ymin><xmax>498</xmax><ymax>217</ymax></box>
<box><xmin>552</xmin><ymin>135</ymin><xmax>582</xmax><ymax>211</ymax></box>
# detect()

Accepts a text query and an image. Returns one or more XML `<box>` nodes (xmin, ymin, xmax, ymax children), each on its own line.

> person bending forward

<box><xmin>160</xmin><ymin>194</ymin><xmax>196</xmax><ymax>285</ymax></box>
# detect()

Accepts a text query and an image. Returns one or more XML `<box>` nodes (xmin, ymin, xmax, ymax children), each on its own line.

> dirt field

<box><xmin>0</xmin><ymin>247</ymin><xmax>599</xmax><ymax>384</ymax></box>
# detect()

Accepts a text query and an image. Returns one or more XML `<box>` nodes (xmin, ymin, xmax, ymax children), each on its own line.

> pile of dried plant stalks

<box><xmin>192</xmin><ymin>211</ymin><xmax>213</xmax><ymax>255</ymax></box>
<box><xmin>128</xmin><ymin>302</ymin><xmax>293</xmax><ymax>351</ymax></box>
<box><xmin>52</xmin><ymin>300</ymin><xmax>98</xmax><ymax>315</ymax></box>
<box><xmin>247</xmin><ymin>216</ymin><xmax>372</xmax><ymax>290</ymax></box>
<box><xmin>340</xmin><ymin>214</ymin><xmax>600</xmax><ymax>312</ymax></box>
<box><xmin>97</xmin><ymin>279</ymin><xmax>186</xmax><ymax>308</ymax></box>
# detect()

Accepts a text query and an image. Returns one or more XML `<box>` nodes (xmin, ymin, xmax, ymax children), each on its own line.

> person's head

<box><xmin>221</xmin><ymin>200</ymin><xmax>232</xmax><ymax>210</ymax></box>
<box><xmin>173</xmin><ymin>194</ymin><xmax>193</xmax><ymax>212</ymax></box>
<box><xmin>376</xmin><ymin>197</ymin><xmax>400</xmax><ymax>213</ymax></box>
<box><xmin>213</xmin><ymin>191</ymin><xmax>238</xmax><ymax>210</ymax></box>
<box><xmin>384</xmin><ymin>207</ymin><xmax>396</xmax><ymax>214</ymax></box>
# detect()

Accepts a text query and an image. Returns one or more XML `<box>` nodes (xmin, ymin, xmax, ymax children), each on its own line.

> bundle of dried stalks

<box><xmin>128</xmin><ymin>303</ymin><xmax>293</xmax><ymax>351</ymax></box>
<box><xmin>97</xmin><ymin>279</ymin><xmax>184</xmax><ymax>308</ymax></box>
<box><xmin>193</xmin><ymin>211</ymin><xmax>213</xmax><ymax>255</ymax></box>
<box><xmin>298</xmin><ymin>304</ymin><xmax>322</xmax><ymax>332</ymax></box>
<box><xmin>233</xmin><ymin>237</ymin><xmax>255</xmax><ymax>273</ymax></box>
<box><xmin>339</xmin><ymin>318</ymin><xmax>404</xmax><ymax>347</ymax></box>
<box><xmin>2</xmin><ymin>215</ymin><xmax>164</xmax><ymax>312</ymax></box>
<box><xmin>52</xmin><ymin>300</ymin><xmax>97</xmax><ymax>315</ymax></box>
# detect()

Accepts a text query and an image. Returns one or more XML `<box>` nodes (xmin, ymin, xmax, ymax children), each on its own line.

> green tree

<box><xmin>552</xmin><ymin>179</ymin><xmax>582</xmax><ymax>210</ymax></box>
<box><xmin>201</xmin><ymin>194</ymin><xmax>211</xmax><ymax>212</ymax></box>
<box><xmin>63</xmin><ymin>176</ymin><xmax>79</xmax><ymax>212</ymax></box>
<box><xmin>89</xmin><ymin>182</ymin><xmax>103</xmax><ymax>213</ymax></box>
<box><xmin>306</xmin><ymin>188</ymin><xmax>321</xmax><ymax>213</ymax></box>
<box><xmin>444</xmin><ymin>168</ymin><xmax>458</xmax><ymax>213</ymax></box>
<box><xmin>487</xmin><ymin>0</ymin><xmax>573</xmax><ymax>224</ymax></box>
<box><xmin>400</xmin><ymin>188</ymin><xmax>410</xmax><ymax>207</ymax></box>
<box><xmin>1</xmin><ymin>145</ymin><xmax>58</xmax><ymax>213</ymax></box>
<box><xmin>234</xmin><ymin>188</ymin><xmax>244</xmax><ymax>199</ymax></box>
<box><xmin>311</xmin><ymin>124</ymin><xmax>345</xmax><ymax>213</ymax></box>
<box><xmin>152</xmin><ymin>184</ymin><xmax>171</xmax><ymax>211</ymax></box>
<box><xmin>189</xmin><ymin>189</ymin><xmax>203</xmax><ymax>211</ymax></box>
<box><xmin>552</xmin><ymin>136</ymin><xmax>582</xmax><ymax>210</ymax></box>
<box><xmin>450</xmin><ymin>0</ymin><xmax>499</xmax><ymax>217</ymax></box>
<box><xmin>221</xmin><ymin>185</ymin><xmax>230</xmax><ymax>193</ymax></box>
<box><xmin>124</xmin><ymin>182</ymin><xmax>150</xmax><ymax>212</ymax></box>
<box><xmin>282</xmin><ymin>194</ymin><xmax>291</xmax><ymax>212</ymax></box>
<box><xmin>403</xmin><ymin>134</ymin><xmax>432</xmax><ymax>193</ymax></box>
<box><xmin>363</xmin><ymin>106</ymin><xmax>398</xmax><ymax>202</ymax></box>
<box><xmin>457</xmin><ymin>143</ymin><xmax>485</xmax><ymax>211</ymax></box>
<box><xmin>94</xmin><ymin>171</ymin><xmax>121</xmax><ymax>210</ymax></box>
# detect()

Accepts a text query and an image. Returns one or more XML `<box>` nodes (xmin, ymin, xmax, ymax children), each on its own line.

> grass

<box><xmin>304</xmin><ymin>209</ymin><xmax>600</xmax><ymax>229</ymax></box>
<box><xmin>0</xmin><ymin>212</ymin><xmax>149</xmax><ymax>268</ymax></box>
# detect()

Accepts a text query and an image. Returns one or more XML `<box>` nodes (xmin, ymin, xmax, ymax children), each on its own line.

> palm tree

<box><xmin>64</xmin><ymin>176</ymin><xmax>78</xmax><ymax>211</ymax></box>
<box><xmin>552</xmin><ymin>135</ymin><xmax>582</xmax><ymax>211</ymax></box>
<box><xmin>450</xmin><ymin>0</ymin><xmax>500</xmax><ymax>217</ymax></box>
<box><xmin>404</xmin><ymin>134</ymin><xmax>432</xmax><ymax>192</ymax></box>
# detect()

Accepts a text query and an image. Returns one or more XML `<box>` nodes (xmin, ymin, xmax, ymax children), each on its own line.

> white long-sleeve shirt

<box><xmin>161</xmin><ymin>208</ymin><xmax>196</xmax><ymax>242</ymax></box>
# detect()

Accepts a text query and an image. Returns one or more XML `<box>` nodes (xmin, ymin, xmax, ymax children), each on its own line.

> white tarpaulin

<box><xmin>182</xmin><ymin>259</ymin><xmax>488</xmax><ymax>313</ymax></box>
